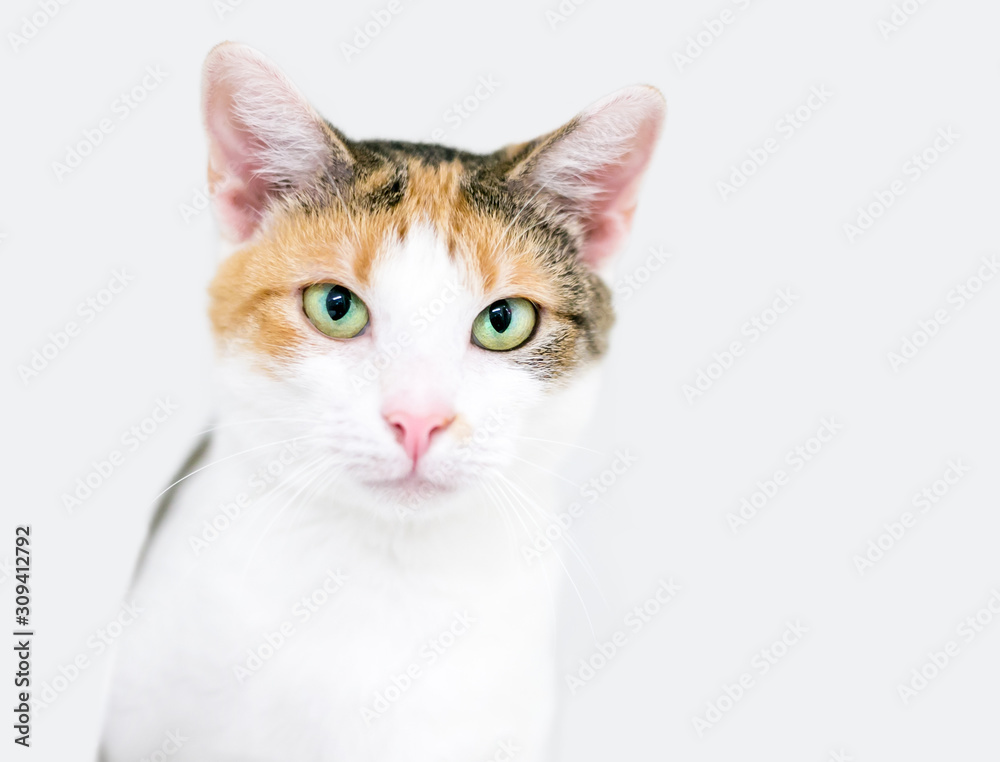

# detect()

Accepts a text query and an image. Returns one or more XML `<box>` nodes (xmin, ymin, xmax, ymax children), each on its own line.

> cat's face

<box><xmin>201</xmin><ymin>43</ymin><xmax>664</xmax><ymax>520</ymax></box>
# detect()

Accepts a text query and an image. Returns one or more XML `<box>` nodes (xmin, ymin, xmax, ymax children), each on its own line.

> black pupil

<box><xmin>488</xmin><ymin>301</ymin><xmax>512</xmax><ymax>333</ymax></box>
<box><xmin>325</xmin><ymin>286</ymin><xmax>351</xmax><ymax>321</ymax></box>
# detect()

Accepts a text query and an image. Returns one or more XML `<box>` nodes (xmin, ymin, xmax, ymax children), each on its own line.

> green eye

<box><xmin>472</xmin><ymin>298</ymin><xmax>537</xmax><ymax>351</ymax></box>
<box><xmin>303</xmin><ymin>283</ymin><xmax>369</xmax><ymax>339</ymax></box>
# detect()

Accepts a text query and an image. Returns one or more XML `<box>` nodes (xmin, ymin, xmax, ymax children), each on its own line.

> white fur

<box><xmin>100</xmin><ymin>225</ymin><xmax>605</xmax><ymax>762</ymax></box>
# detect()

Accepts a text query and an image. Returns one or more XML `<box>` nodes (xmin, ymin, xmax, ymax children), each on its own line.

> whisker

<box><xmin>148</xmin><ymin>434</ymin><xmax>323</xmax><ymax>508</ymax></box>
<box><xmin>239</xmin><ymin>457</ymin><xmax>335</xmax><ymax>579</ymax></box>
<box><xmin>510</xmin><ymin>434</ymin><xmax>606</xmax><ymax>456</ymax></box>
<box><xmin>279</xmin><ymin>462</ymin><xmax>348</xmax><ymax>553</ymax></box>
<box><xmin>499</xmin><ymin>470</ymin><xmax>607</xmax><ymax>607</ymax></box>
<box><xmin>505</xmin><ymin>452</ymin><xmax>617</xmax><ymax>514</ymax></box>
<box><xmin>476</xmin><ymin>477</ymin><xmax>520</xmax><ymax>556</ymax></box>
<box><xmin>491</xmin><ymin>470</ymin><xmax>604</xmax><ymax>642</ymax></box>
<box><xmin>239</xmin><ymin>454</ymin><xmax>331</xmax><ymax>534</ymax></box>
<box><xmin>483</xmin><ymin>472</ymin><xmax>567</xmax><ymax>642</ymax></box>
<box><xmin>195</xmin><ymin>417</ymin><xmax>317</xmax><ymax>436</ymax></box>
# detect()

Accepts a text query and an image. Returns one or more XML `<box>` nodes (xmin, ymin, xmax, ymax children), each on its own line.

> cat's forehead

<box><xmin>367</xmin><ymin>223</ymin><xmax>469</xmax><ymax>310</ymax></box>
<box><xmin>340</xmin><ymin>146</ymin><xmax>561</xmax><ymax>299</ymax></box>
<box><xmin>232</xmin><ymin>145</ymin><xmax>584</xmax><ymax>308</ymax></box>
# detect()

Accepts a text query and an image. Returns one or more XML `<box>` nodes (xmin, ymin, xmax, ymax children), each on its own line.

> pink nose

<box><xmin>384</xmin><ymin>407</ymin><xmax>454</xmax><ymax>466</ymax></box>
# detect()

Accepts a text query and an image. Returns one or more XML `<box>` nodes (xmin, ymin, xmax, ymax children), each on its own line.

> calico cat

<box><xmin>100</xmin><ymin>42</ymin><xmax>664</xmax><ymax>762</ymax></box>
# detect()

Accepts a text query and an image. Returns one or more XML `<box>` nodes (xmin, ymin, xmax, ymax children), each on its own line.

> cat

<box><xmin>99</xmin><ymin>41</ymin><xmax>664</xmax><ymax>762</ymax></box>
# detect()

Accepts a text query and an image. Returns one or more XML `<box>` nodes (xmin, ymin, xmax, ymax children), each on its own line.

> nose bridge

<box><xmin>378</xmin><ymin>344</ymin><xmax>461</xmax><ymax>408</ymax></box>
<box><xmin>374</xmin><ymin>303</ymin><xmax>468</xmax><ymax>405</ymax></box>
<box><xmin>368</xmin><ymin>225</ymin><xmax>473</xmax><ymax>404</ymax></box>
<box><xmin>398</xmin><ymin>281</ymin><xmax>469</xmax><ymax>351</ymax></box>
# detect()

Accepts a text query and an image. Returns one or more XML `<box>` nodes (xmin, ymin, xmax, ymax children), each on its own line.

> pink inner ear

<box><xmin>577</xmin><ymin>112</ymin><xmax>663</xmax><ymax>269</ymax></box>
<box><xmin>524</xmin><ymin>86</ymin><xmax>664</xmax><ymax>269</ymax></box>
<box><xmin>580</xmin><ymin>159</ymin><xmax>646</xmax><ymax>269</ymax></box>
<box><xmin>205</xmin><ymin>90</ymin><xmax>276</xmax><ymax>242</ymax></box>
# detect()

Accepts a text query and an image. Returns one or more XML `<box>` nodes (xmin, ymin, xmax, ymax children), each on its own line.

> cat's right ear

<box><xmin>202</xmin><ymin>42</ymin><xmax>352</xmax><ymax>242</ymax></box>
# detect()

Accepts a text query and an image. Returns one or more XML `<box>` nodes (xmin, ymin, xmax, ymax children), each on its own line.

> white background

<box><xmin>3</xmin><ymin>0</ymin><xmax>1000</xmax><ymax>759</ymax></box>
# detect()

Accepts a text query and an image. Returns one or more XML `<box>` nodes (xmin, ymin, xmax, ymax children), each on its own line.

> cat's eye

<box><xmin>471</xmin><ymin>298</ymin><xmax>536</xmax><ymax>351</ymax></box>
<box><xmin>302</xmin><ymin>283</ymin><xmax>369</xmax><ymax>339</ymax></box>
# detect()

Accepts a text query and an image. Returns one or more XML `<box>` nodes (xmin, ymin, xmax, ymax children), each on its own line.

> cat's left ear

<box><xmin>202</xmin><ymin>42</ymin><xmax>353</xmax><ymax>242</ymax></box>
<box><xmin>505</xmin><ymin>86</ymin><xmax>665</xmax><ymax>269</ymax></box>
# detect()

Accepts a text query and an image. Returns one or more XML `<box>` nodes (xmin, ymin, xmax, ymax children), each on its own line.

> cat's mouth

<box><xmin>382</xmin><ymin>472</ymin><xmax>454</xmax><ymax>491</ymax></box>
<box><xmin>364</xmin><ymin>470</ymin><xmax>460</xmax><ymax>504</ymax></box>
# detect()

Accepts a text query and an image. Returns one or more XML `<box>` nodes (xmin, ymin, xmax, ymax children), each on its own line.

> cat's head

<box><xmin>202</xmin><ymin>42</ymin><xmax>664</xmax><ymax>522</ymax></box>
